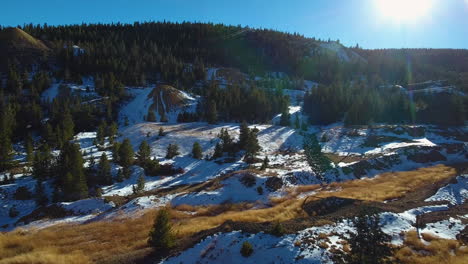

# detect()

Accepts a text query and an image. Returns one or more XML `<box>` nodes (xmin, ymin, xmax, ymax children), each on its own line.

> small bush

<box><xmin>14</xmin><ymin>186</ymin><xmax>32</xmax><ymax>200</ymax></box>
<box><xmin>256</xmin><ymin>186</ymin><xmax>263</xmax><ymax>195</ymax></box>
<box><xmin>270</xmin><ymin>221</ymin><xmax>285</xmax><ymax>237</ymax></box>
<box><xmin>265</xmin><ymin>176</ymin><xmax>283</xmax><ymax>191</ymax></box>
<box><xmin>240</xmin><ymin>241</ymin><xmax>253</xmax><ymax>257</ymax></box>
<box><xmin>9</xmin><ymin>206</ymin><xmax>19</xmax><ymax>218</ymax></box>
<box><xmin>239</xmin><ymin>173</ymin><xmax>256</xmax><ymax>187</ymax></box>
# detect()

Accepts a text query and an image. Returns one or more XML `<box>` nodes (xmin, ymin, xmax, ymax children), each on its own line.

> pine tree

<box><xmin>133</xmin><ymin>174</ymin><xmax>145</xmax><ymax>194</ymax></box>
<box><xmin>206</xmin><ymin>100</ymin><xmax>218</xmax><ymax>124</ymax></box>
<box><xmin>57</xmin><ymin>142</ymin><xmax>88</xmax><ymax>201</ymax></box>
<box><xmin>148</xmin><ymin>208</ymin><xmax>176</xmax><ymax>250</ymax></box>
<box><xmin>280</xmin><ymin>110</ymin><xmax>290</xmax><ymax>126</ymax></box>
<box><xmin>0</xmin><ymin>132</ymin><xmax>15</xmax><ymax>172</ymax></box>
<box><xmin>218</xmin><ymin>128</ymin><xmax>233</xmax><ymax>152</ymax></box>
<box><xmin>239</xmin><ymin>121</ymin><xmax>250</xmax><ymax>149</ymax></box>
<box><xmin>107</xmin><ymin>122</ymin><xmax>118</xmax><ymax>144</ymax></box>
<box><xmin>137</xmin><ymin>140</ymin><xmax>151</xmax><ymax>165</ymax></box>
<box><xmin>295</xmin><ymin>114</ymin><xmax>300</xmax><ymax>129</ymax></box>
<box><xmin>34</xmin><ymin>180</ymin><xmax>48</xmax><ymax>206</ymax></box>
<box><xmin>159</xmin><ymin>127</ymin><xmax>165</xmax><ymax>137</ymax></box>
<box><xmin>345</xmin><ymin>209</ymin><xmax>393</xmax><ymax>264</ymax></box>
<box><xmin>261</xmin><ymin>156</ymin><xmax>269</xmax><ymax>170</ymax></box>
<box><xmin>192</xmin><ymin>142</ymin><xmax>203</xmax><ymax>159</ymax></box>
<box><xmin>165</xmin><ymin>144</ymin><xmax>180</xmax><ymax>159</ymax></box>
<box><xmin>244</xmin><ymin>129</ymin><xmax>261</xmax><ymax>162</ymax></box>
<box><xmin>303</xmin><ymin>134</ymin><xmax>332</xmax><ymax>181</ymax></box>
<box><xmin>25</xmin><ymin>133</ymin><xmax>34</xmax><ymax>163</ymax></box>
<box><xmin>147</xmin><ymin>109</ymin><xmax>156</xmax><ymax>122</ymax></box>
<box><xmin>112</xmin><ymin>142</ymin><xmax>121</xmax><ymax>163</ymax></box>
<box><xmin>212</xmin><ymin>142</ymin><xmax>223</xmax><ymax>159</ymax></box>
<box><xmin>32</xmin><ymin>144</ymin><xmax>53</xmax><ymax>180</ymax></box>
<box><xmin>116</xmin><ymin>168</ymin><xmax>124</xmax><ymax>182</ymax></box>
<box><xmin>98</xmin><ymin>153</ymin><xmax>112</xmax><ymax>185</ymax></box>
<box><xmin>118</xmin><ymin>138</ymin><xmax>134</xmax><ymax>168</ymax></box>
<box><xmin>301</xmin><ymin>121</ymin><xmax>308</xmax><ymax>131</ymax></box>
<box><xmin>61</xmin><ymin>108</ymin><xmax>75</xmax><ymax>142</ymax></box>
<box><xmin>96</xmin><ymin>121</ymin><xmax>106</xmax><ymax>145</ymax></box>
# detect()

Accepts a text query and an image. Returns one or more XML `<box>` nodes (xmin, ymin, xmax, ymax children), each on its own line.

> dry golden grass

<box><xmin>0</xmin><ymin>164</ymin><xmax>458</xmax><ymax>263</ymax></box>
<box><xmin>395</xmin><ymin>231</ymin><xmax>468</xmax><ymax>264</ymax></box>
<box><xmin>308</xmin><ymin>164</ymin><xmax>456</xmax><ymax>202</ymax></box>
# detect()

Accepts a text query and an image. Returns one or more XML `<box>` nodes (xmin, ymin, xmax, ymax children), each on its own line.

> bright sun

<box><xmin>375</xmin><ymin>0</ymin><xmax>434</xmax><ymax>24</ymax></box>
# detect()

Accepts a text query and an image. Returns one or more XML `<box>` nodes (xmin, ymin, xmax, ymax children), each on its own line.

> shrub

<box><xmin>256</xmin><ymin>186</ymin><xmax>263</xmax><ymax>195</ymax></box>
<box><xmin>14</xmin><ymin>186</ymin><xmax>32</xmax><ymax>200</ymax></box>
<box><xmin>270</xmin><ymin>221</ymin><xmax>285</xmax><ymax>237</ymax></box>
<box><xmin>265</xmin><ymin>176</ymin><xmax>283</xmax><ymax>192</ymax></box>
<box><xmin>239</xmin><ymin>173</ymin><xmax>256</xmax><ymax>187</ymax></box>
<box><xmin>240</xmin><ymin>241</ymin><xmax>253</xmax><ymax>257</ymax></box>
<box><xmin>165</xmin><ymin>144</ymin><xmax>180</xmax><ymax>159</ymax></box>
<box><xmin>9</xmin><ymin>206</ymin><xmax>19</xmax><ymax>218</ymax></box>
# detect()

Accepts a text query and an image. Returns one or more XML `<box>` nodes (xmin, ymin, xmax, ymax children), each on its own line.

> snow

<box><xmin>119</xmin><ymin>86</ymin><xmax>198</xmax><ymax>126</ymax></box>
<box><xmin>0</xmin><ymin>175</ymin><xmax>53</xmax><ymax>231</ymax></box>
<box><xmin>119</xmin><ymin>87</ymin><xmax>154</xmax><ymax>126</ymax></box>
<box><xmin>425</xmin><ymin>175</ymin><xmax>468</xmax><ymax>205</ymax></box>
<box><xmin>41</xmin><ymin>77</ymin><xmax>97</xmax><ymax>102</ymax></box>
<box><xmin>364</xmin><ymin>138</ymin><xmax>436</xmax><ymax>155</ymax></box>
<box><xmin>60</xmin><ymin>198</ymin><xmax>115</xmax><ymax>215</ymax></box>
<box><xmin>421</xmin><ymin>218</ymin><xmax>465</xmax><ymax>240</ymax></box>
<box><xmin>172</xmin><ymin>173</ymin><xmax>271</xmax><ymax>206</ymax></box>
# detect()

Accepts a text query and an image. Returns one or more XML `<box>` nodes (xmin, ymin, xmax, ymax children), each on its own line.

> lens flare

<box><xmin>375</xmin><ymin>0</ymin><xmax>434</xmax><ymax>24</ymax></box>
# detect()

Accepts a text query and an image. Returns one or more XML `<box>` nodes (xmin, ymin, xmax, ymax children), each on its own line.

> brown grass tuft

<box><xmin>395</xmin><ymin>231</ymin><xmax>468</xmax><ymax>264</ymax></box>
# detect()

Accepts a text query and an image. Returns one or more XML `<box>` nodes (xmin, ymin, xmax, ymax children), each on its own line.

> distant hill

<box><xmin>0</xmin><ymin>27</ymin><xmax>50</xmax><ymax>70</ymax></box>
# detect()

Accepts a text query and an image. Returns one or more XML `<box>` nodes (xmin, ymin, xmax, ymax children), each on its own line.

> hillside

<box><xmin>0</xmin><ymin>22</ymin><xmax>467</xmax><ymax>264</ymax></box>
<box><xmin>0</xmin><ymin>27</ymin><xmax>49</xmax><ymax>69</ymax></box>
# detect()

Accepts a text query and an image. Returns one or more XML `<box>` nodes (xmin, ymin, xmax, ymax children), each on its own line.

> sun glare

<box><xmin>375</xmin><ymin>0</ymin><xmax>434</xmax><ymax>24</ymax></box>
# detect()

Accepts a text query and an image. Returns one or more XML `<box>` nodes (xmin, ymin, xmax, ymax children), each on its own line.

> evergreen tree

<box><xmin>34</xmin><ymin>180</ymin><xmax>48</xmax><ymax>206</ymax></box>
<box><xmin>116</xmin><ymin>168</ymin><xmax>124</xmax><ymax>182</ymax></box>
<box><xmin>239</xmin><ymin>121</ymin><xmax>250</xmax><ymax>149</ymax></box>
<box><xmin>97</xmin><ymin>153</ymin><xmax>112</xmax><ymax>185</ymax></box>
<box><xmin>260</xmin><ymin>156</ymin><xmax>269</xmax><ymax>170</ymax></box>
<box><xmin>295</xmin><ymin>114</ymin><xmax>300</xmax><ymax>129</ymax></box>
<box><xmin>206</xmin><ymin>100</ymin><xmax>218</xmax><ymax>124</ymax></box>
<box><xmin>0</xmin><ymin>132</ymin><xmax>15</xmax><ymax>172</ymax></box>
<box><xmin>303</xmin><ymin>134</ymin><xmax>332</xmax><ymax>181</ymax></box>
<box><xmin>60</xmin><ymin>108</ymin><xmax>75</xmax><ymax>142</ymax></box>
<box><xmin>279</xmin><ymin>110</ymin><xmax>290</xmax><ymax>126</ymax></box>
<box><xmin>160</xmin><ymin>111</ymin><xmax>168</xmax><ymax>123</ymax></box>
<box><xmin>57</xmin><ymin>142</ymin><xmax>88</xmax><ymax>201</ymax></box>
<box><xmin>112</xmin><ymin>142</ymin><xmax>121</xmax><ymax>163</ymax></box>
<box><xmin>159</xmin><ymin>127</ymin><xmax>165</xmax><ymax>137</ymax></box>
<box><xmin>148</xmin><ymin>208</ymin><xmax>176</xmax><ymax>250</ymax></box>
<box><xmin>137</xmin><ymin>140</ymin><xmax>151</xmax><ymax>165</ymax></box>
<box><xmin>147</xmin><ymin>109</ymin><xmax>156</xmax><ymax>122</ymax></box>
<box><xmin>107</xmin><ymin>122</ymin><xmax>118</xmax><ymax>144</ymax></box>
<box><xmin>25</xmin><ymin>133</ymin><xmax>34</xmax><ymax>163</ymax></box>
<box><xmin>218</xmin><ymin>128</ymin><xmax>233</xmax><ymax>153</ymax></box>
<box><xmin>212</xmin><ymin>142</ymin><xmax>223</xmax><ymax>159</ymax></box>
<box><xmin>192</xmin><ymin>142</ymin><xmax>203</xmax><ymax>159</ymax></box>
<box><xmin>344</xmin><ymin>209</ymin><xmax>393</xmax><ymax>264</ymax></box>
<box><xmin>133</xmin><ymin>174</ymin><xmax>146</xmax><ymax>194</ymax></box>
<box><xmin>244</xmin><ymin>129</ymin><xmax>261</xmax><ymax>162</ymax></box>
<box><xmin>32</xmin><ymin>144</ymin><xmax>53</xmax><ymax>180</ymax></box>
<box><xmin>165</xmin><ymin>144</ymin><xmax>180</xmax><ymax>159</ymax></box>
<box><xmin>96</xmin><ymin>121</ymin><xmax>106</xmax><ymax>145</ymax></box>
<box><xmin>118</xmin><ymin>138</ymin><xmax>134</xmax><ymax>168</ymax></box>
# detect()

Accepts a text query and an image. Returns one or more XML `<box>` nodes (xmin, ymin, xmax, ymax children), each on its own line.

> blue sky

<box><xmin>1</xmin><ymin>0</ymin><xmax>468</xmax><ymax>49</ymax></box>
